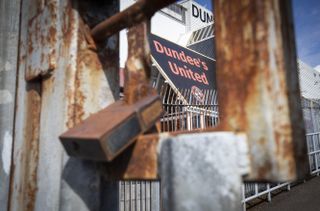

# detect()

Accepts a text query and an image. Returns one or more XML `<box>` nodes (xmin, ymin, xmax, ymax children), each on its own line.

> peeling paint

<box><xmin>0</xmin><ymin>90</ymin><xmax>13</xmax><ymax>104</ymax></box>
<box><xmin>2</xmin><ymin>131</ymin><xmax>12</xmax><ymax>175</ymax></box>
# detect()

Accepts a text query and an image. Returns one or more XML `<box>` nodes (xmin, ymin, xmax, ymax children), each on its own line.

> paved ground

<box><xmin>248</xmin><ymin>176</ymin><xmax>320</xmax><ymax>211</ymax></box>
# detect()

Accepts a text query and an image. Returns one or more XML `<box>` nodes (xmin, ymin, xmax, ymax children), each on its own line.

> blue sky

<box><xmin>192</xmin><ymin>0</ymin><xmax>320</xmax><ymax>69</ymax></box>
<box><xmin>292</xmin><ymin>0</ymin><xmax>320</xmax><ymax>68</ymax></box>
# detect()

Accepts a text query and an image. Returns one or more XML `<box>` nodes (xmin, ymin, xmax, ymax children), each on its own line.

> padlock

<box><xmin>60</xmin><ymin>93</ymin><xmax>162</xmax><ymax>161</ymax></box>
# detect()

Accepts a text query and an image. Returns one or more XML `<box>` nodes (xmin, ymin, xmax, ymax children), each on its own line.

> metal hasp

<box><xmin>60</xmin><ymin>93</ymin><xmax>162</xmax><ymax>161</ymax></box>
<box><xmin>159</xmin><ymin>132</ymin><xmax>249</xmax><ymax>211</ymax></box>
<box><xmin>214</xmin><ymin>0</ymin><xmax>309</xmax><ymax>181</ymax></box>
<box><xmin>60</xmin><ymin>21</ymin><xmax>163</xmax><ymax>161</ymax></box>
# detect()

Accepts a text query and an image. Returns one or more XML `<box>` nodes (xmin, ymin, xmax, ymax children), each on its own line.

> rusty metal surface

<box><xmin>100</xmin><ymin>135</ymin><xmax>160</xmax><ymax>180</ymax></box>
<box><xmin>60</xmin><ymin>94</ymin><xmax>162</xmax><ymax>161</ymax></box>
<box><xmin>91</xmin><ymin>0</ymin><xmax>175</xmax><ymax>42</ymax></box>
<box><xmin>124</xmin><ymin>22</ymin><xmax>155</xmax><ymax>104</ymax></box>
<box><xmin>10</xmin><ymin>0</ymin><xmax>120</xmax><ymax>210</ymax></box>
<box><xmin>0</xmin><ymin>0</ymin><xmax>21</xmax><ymax>210</ymax></box>
<box><xmin>10</xmin><ymin>84</ymin><xmax>41</xmax><ymax>211</ymax></box>
<box><xmin>213</xmin><ymin>0</ymin><xmax>308</xmax><ymax>181</ymax></box>
<box><xmin>26</xmin><ymin>0</ymin><xmax>58</xmax><ymax>81</ymax></box>
<box><xmin>4</xmin><ymin>1</ymin><xmax>311</xmax><ymax>211</ymax></box>
<box><xmin>60</xmin><ymin>20</ymin><xmax>163</xmax><ymax>162</ymax></box>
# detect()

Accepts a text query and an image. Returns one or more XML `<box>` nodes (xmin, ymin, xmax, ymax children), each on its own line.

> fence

<box><xmin>119</xmin><ymin>181</ymin><xmax>160</xmax><ymax>211</ymax></box>
<box><xmin>119</xmin><ymin>75</ymin><xmax>320</xmax><ymax>211</ymax></box>
<box><xmin>118</xmin><ymin>89</ymin><xmax>320</xmax><ymax>211</ymax></box>
<box><xmin>118</xmin><ymin>83</ymin><xmax>219</xmax><ymax>211</ymax></box>
<box><xmin>241</xmin><ymin>98</ymin><xmax>320</xmax><ymax>210</ymax></box>
<box><xmin>241</xmin><ymin>133</ymin><xmax>320</xmax><ymax>211</ymax></box>
<box><xmin>0</xmin><ymin>0</ymin><xmax>308</xmax><ymax>210</ymax></box>
<box><xmin>159</xmin><ymin>84</ymin><xmax>219</xmax><ymax>131</ymax></box>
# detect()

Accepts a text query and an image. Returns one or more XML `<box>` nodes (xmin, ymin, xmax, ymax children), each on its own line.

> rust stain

<box><xmin>22</xmin><ymin>85</ymin><xmax>41</xmax><ymax>211</ymax></box>
<box><xmin>124</xmin><ymin>136</ymin><xmax>159</xmax><ymax>179</ymax></box>
<box><xmin>65</xmin><ymin>61</ymin><xmax>76</xmax><ymax>129</ymax></box>
<box><xmin>124</xmin><ymin>22</ymin><xmax>156</xmax><ymax>104</ymax></box>
<box><xmin>256</xmin><ymin>161</ymin><xmax>272</xmax><ymax>180</ymax></box>
<box><xmin>28</xmin><ymin>39</ymin><xmax>34</xmax><ymax>55</ymax></box>
<box><xmin>73</xmin><ymin>72</ymin><xmax>86</xmax><ymax>126</ymax></box>
<box><xmin>48</xmin><ymin>26</ymin><xmax>57</xmax><ymax>44</ymax></box>
<box><xmin>99</xmin><ymin>134</ymin><xmax>160</xmax><ymax>180</ymax></box>
<box><xmin>62</xmin><ymin>3</ymin><xmax>75</xmax><ymax>51</ymax></box>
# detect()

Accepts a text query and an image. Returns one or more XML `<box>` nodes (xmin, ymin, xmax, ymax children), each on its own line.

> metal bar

<box><xmin>123</xmin><ymin>21</ymin><xmax>154</xmax><ymax>104</ymax></box>
<box><xmin>91</xmin><ymin>0</ymin><xmax>175</xmax><ymax>42</ymax></box>
<box><xmin>243</xmin><ymin>182</ymin><xmax>290</xmax><ymax>203</ymax></box>
<box><xmin>214</xmin><ymin>0</ymin><xmax>308</xmax><ymax>181</ymax></box>
<box><xmin>313</xmin><ymin>135</ymin><xmax>319</xmax><ymax>171</ymax></box>
<box><xmin>242</xmin><ymin>185</ymin><xmax>246</xmax><ymax>211</ymax></box>
<box><xmin>307</xmin><ymin>132</ymin><xmax>320</xmax><ymax>136</ymax></box>
<box><xmin>267</xmin><ymin>184</ymin><xmax>271</xmax><ymax>202</ymax></box>
<box><xmin>308</xmin><ymin>150</ymin><xmax>320</xmax><ymax>155</ymax></box>
<box><xmin>254</xmin><ymin>184</ymin><xmax>258</xmax><ymax>195</ymax></box>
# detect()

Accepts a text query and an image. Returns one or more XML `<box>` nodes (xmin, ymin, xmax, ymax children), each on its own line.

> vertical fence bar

<box><xmin>267</xmin><ymin>184</ymin><xmax>271</xmax><ymax>202</ymax></box>
<box><xmin>313</xmin><ymin>135</ymin><xmax>319</xmax><ymax>172</ymax></box>
<box><xmin>255</xmin><ymin>184</ymin><xmax>258</xmax><ymax>196</ymax></box>
<box><xmin>141</xmin><ymin>181</ymin><xmax>145</xmax><ymax>211</ymax></box>
<box><xmin>242</xmin><ymin>184</ymin><xmax>246</xmax><ymax>211</ymax></box>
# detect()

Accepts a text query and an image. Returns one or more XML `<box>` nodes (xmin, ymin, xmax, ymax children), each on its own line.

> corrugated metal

<box><xmin>0</xmin><ymin>0</ymin><xmax>21</xmax><ymax>210</ymax></box>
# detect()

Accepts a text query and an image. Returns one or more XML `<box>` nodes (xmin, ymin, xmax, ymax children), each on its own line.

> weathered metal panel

<box><xmin>159</xmin><ymin>132</ymin><xmax>249</xmax><ymax>211</ymax></box>
<box><xmin>213</xmin><ymin>0</ymin><xmax>309</xmax><ymax>181</ymax></box>
<box><xmin>0</xmin><ymin>0</ymin><xmax>21</xmax><ymax>210</ymax></box>
<box><xmin>10</xmin><ymin>0</ymin><xmax>120</xmax><ymax>210</ymax></box>
<box><xmin>8</xmin><ymin>0</ymin><xmax>42</xmax><ymax>209</ymax></box>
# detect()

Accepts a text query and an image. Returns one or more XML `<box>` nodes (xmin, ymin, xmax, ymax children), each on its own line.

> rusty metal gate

<box><xmin>0</xmin><ymin>0</ymin><xmax>310</xmax><ymax>211</ymax></box>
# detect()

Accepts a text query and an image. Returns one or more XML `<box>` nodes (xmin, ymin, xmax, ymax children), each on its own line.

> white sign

<box><xmin>191</xmin><ymin>3</ymin><xmax>213</xmax><ymax>24</ymax></box>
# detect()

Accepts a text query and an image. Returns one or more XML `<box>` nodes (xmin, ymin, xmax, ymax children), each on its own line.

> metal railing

<box><xmin>307</xmin><ymin>132</ymin><xmax>320</xmax><ymax>175</ymax></box>
<box><xmin>241</xmin><ymin>131</ymin><xmax>320</xmax><ymax>210</ymax></box>
<box><xmin>159</xmin><ymin>84</ymin><xmax>219</xmax><ymax>132</ymax></box>
<box><xmin>119</xmin><ymin>181</ymin><xmax>160</xmax><ymax>211</ymax></box>
<box><xmin>119</xmin><ymin>83</ymin><xmax>219</xmax><ymax>211</ymax></box>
